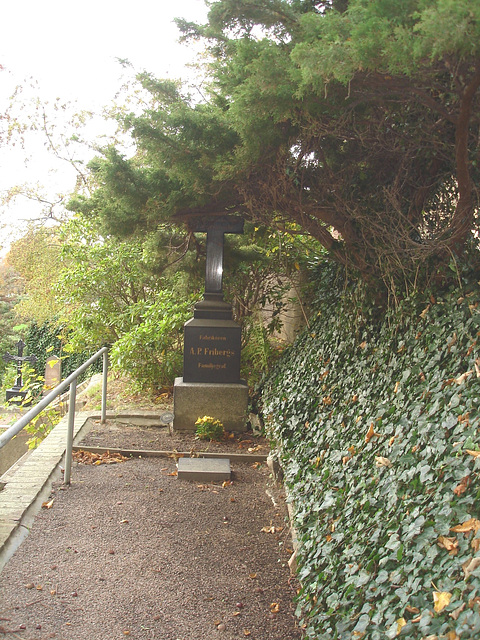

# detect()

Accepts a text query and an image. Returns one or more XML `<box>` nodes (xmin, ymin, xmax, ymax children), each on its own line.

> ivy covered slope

<box><xmin>262</xmin><ymin>277</ymin><xmax>480</xmax><ymax>639</ymax></box>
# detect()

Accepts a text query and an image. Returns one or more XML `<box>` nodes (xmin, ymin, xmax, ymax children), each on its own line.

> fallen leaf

<box><xmin>359</xmin><ymin>341</ymin><xmax>367</xmax><ymax>349</ymax></box>
<box><xmin>396</xmin><ymin>618</ymin><xmax>407</xmax><ymax>635</ymax></box>
<box><xmin>465</xmin><ymin>450</ymin><xmax>480</xmax><ymax>459</ymax></box>
<box><xmin>167</xmin><ymin>471</ymin><xmax>178</xmax><ymax>477</ymax></box>
<box><xmin>462</xmin><ymin>557</ymin><xmax>480</xmax><ymax>579</ymax></box>
<box><xmin>42</xmin><ymin>499</ymin><xmax>55</xmax><ymax>509</ymax></box>
<box><xmin>433</xmin><ymin>590</ymin><xmax>452</xmax><ymax>613</ymax></box>
<box><xmin>261</xmin><ymin>525</ymin><xmax>283</xmax><ymax>534</ymax></box>
<box><xmin>447</xmin><ymin>332</ymin><xmax>457</xmax><ymax>350</ymax></box>
<box><xmin>450</xmin><ymin>602</ymin><xmax>466</xmax><ymax>620</ymax></box>
<box><xmin>365</xmin><ymin>423</ymin><xmax>381</xmax><ymax>443</ymax></box>
<box><xmin>453</xmin><ymin>475</ymin><xmax>471</xmax><ymax>496</ymax></box>
<box><xmin>437</xmin><ymin>536</ymin><xmax>459</xmax><ymax>555</ymax></box>
<box><xmin>233</xmin><ymin>611</ymin><xmax>241</xmax><ymax>617</ymax></box>
<box><xmin>394</xmin><ymin>381</ymin><xmax>400</xmax><ymax>394</ymax></box>
<box><xmin>475</xmin><ymin>358</ymin><xmax>480</xmax><ymax>378</ymax></box>
<box><xmin>472</xmin><ymin>538</ymin><xmax>480</xmax><ymax>553</ymax></box>
<box><xmin>73</xmin><ymin>450</ymin><xmax>127</xmax><ymax>465</ymax></box>
<box><xmin>243</xmin><ymin>630</ymin><xmax>251</xmax><ymax>637</ymax></box>
<box><xmin>375</xmin><ymin>456</ymin><xmax>392</xmax><ymax>468</ymax></box>
<box><xmin>420</xmin><ymin>305</ymin><xmax>430</xmax><ymax>319</ymax></box>
<box><xmin>405</xmin><ymin>605</ymin><xmax>420</xmax><ymax>615</ymax></box>
<box><xmin>451</xmin><ymin>518</ymin><xmax>480</xmax><ymax>534</ymax></box>
<box><xmin>455</xmin><ymin>371</ymin><xmax>473</xmax><ymax>385</ymax></box>
<box><xmin>249</xmin><ymin>573</ymin><xmax>257</xmax><ymax>579</ymax></box>
<box><xmin>270</xmin><ymin>602</ymin><xmax>280</xmax><ymax>613</ymax></box>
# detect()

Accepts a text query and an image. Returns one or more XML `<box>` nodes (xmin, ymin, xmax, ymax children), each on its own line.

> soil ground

<box><xmin>0</xmin><ymin>379</ymin><xmax>304</xmax><ymax>640</ymax></box>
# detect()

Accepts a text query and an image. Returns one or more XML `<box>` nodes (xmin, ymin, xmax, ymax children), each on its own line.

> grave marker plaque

<box><xmin>183</xmin><ymin>320</ymin><xmax>241</xmax><ymax>383</ymax></box>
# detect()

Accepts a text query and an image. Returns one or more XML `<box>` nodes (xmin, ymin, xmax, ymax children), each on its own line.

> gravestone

<box><xmin>44</xmin><ymin>355</ymin><xmax>61</xmax><ymax>394</ymax></box>
<box><xmin>2</xmin><ymin>340</ymin><xmax>37</xmax><ymax>405</ymax></box>
<box><xmin>183</xmin><ymin>215</ymin><xmax>243</xmax><ymax>384</ymax></box>
<box><xmin>173</xmin><ymin>214</ymin><xmax>248</xmax><ymax>432</ymax></box>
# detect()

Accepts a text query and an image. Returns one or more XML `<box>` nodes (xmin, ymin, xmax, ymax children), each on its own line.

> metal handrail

<box><xmin>0</xmin><ymin>347</ymin><xmax>108</xmax><ymax>484</ymax></box>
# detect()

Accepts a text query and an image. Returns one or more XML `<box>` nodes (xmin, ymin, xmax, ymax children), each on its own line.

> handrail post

<box><xmin>64</xmin><ymin>378</ymin><xmax>77</xmax><ymax>485</ymax></box>
<box><xmin>101</xmin><ymin>350</ymin><xmax>108</xmax><ymax>424</ymax></box>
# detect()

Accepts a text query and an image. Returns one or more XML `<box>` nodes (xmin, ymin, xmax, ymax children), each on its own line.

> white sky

<box><xmin>0</xmin><ymin>0</ymin><xmax>210</xmax><ymax>252</ymax></box>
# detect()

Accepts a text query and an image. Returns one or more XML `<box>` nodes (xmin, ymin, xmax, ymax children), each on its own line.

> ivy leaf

<box><xmin>433</xmin><ymin>590</ymin><xmax>452</xmax><ymax>613</ymax></box>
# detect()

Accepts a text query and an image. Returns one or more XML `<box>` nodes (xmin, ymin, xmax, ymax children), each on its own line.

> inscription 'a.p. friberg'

<box><xmin>190</xmin><ymin>347</ymin><xmax>235</xmax><ymax>358</ymax></box>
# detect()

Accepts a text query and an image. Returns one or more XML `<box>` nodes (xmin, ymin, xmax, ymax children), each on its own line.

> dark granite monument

<box><xmin>183</xmin><ymin>215</ymin><xmax>243</xmax><ymax>384</ymax></box>
<box><xmin>173</xmin><ymin>214</ymin><xmax>248</xmax><ymax>432</ymax></box>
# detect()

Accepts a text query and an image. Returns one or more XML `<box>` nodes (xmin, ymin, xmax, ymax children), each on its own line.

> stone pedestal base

<box><xmin>173</xmin><ymin>377</ymin><xmax>248</xmax><ymax>433</ymax></box>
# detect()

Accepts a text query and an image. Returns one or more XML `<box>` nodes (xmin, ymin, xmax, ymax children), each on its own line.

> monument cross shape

<box><xmin>190</xmin><ymin>216</ymin><xmax>244</xmax><ymax>295</ymax></box>
<box><xmin>3</xmin><ymin>339</ymin><xmax>37</xmax><ymax>389</ymax></box>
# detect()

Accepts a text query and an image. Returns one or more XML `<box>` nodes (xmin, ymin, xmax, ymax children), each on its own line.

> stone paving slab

<box><xmin>177</xmin><ymin>456</ymin><xmax>231</xmax><ymax>482</ymax></box>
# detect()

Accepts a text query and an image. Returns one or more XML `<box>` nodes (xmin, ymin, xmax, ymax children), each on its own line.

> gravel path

<box><xmin>0</xmin><ymin>424</ymin><xmax>303</xmax><ymax>640</ymax></box>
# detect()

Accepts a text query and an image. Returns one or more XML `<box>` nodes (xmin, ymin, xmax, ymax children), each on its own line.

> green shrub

<box><xmin>109</xmin><ymin>291</ymin><xmax>195</xmax><ymax>390</ymax></box>
<box><xmin>262</xmin><ymin>279</ymin><xmax>480</xmax><ymax>639</ymax></box>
